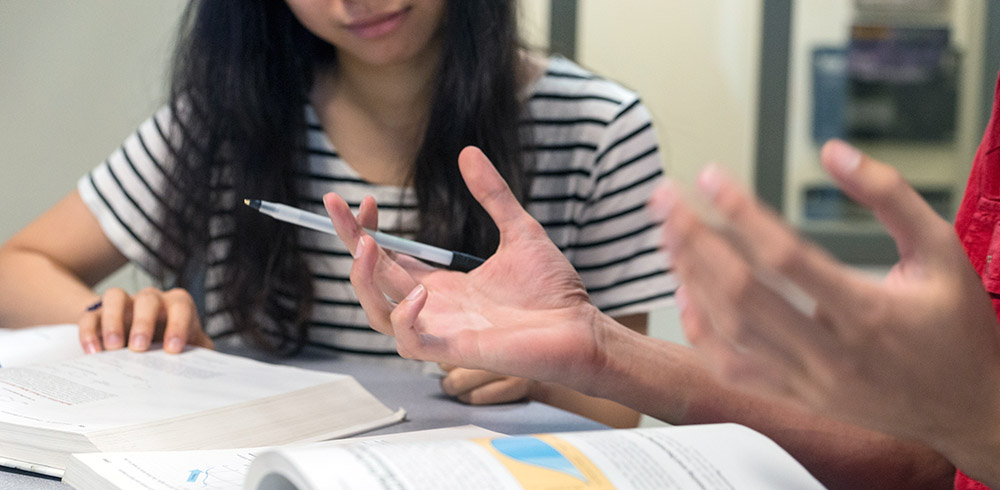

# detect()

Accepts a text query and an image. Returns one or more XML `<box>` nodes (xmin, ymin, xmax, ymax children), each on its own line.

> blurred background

<box><xmin>1</xmin><ymin>1</ymin><xmax>998</xmax><ymax>389</ymax></box>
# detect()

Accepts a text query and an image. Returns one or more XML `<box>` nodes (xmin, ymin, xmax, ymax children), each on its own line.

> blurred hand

<box><xmin>323</xmin><ymin>146</ymin><xmax>614</xmax><ymax>390</ymax></box>
<box><xmin>77</xmin><ymin>287</ymin><xmax>213</xmax><ymax>354</ymax></box>
<box><xmin>652</xmin><ymin>139</ymin><xmax>1000</xmax><ymax>479</ymax></box>
<box><xmin>439</xmin><ymin>364</ymin><xmax>534</xmax><ymax>404</ymax></box>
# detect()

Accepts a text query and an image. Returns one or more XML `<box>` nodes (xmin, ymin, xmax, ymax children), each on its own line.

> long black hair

<box><xmin>162</xmin><ymin>0</ymin><xmax>529</xmax><ymax>354</ymax></box>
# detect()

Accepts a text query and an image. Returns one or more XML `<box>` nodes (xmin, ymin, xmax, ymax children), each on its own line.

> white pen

<box><xmin>244</xmin><ymin>199</ymin><xmax>485</xmax><ymax>272</ymax></box>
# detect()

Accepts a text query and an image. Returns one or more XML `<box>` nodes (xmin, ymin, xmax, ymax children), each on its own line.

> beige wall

<box><xmin>576</xmin><ymin>1</ymin><xmax>763</xmax><ymax>187</ymax></box>
<box><xmin>0</xmin><ymin>1</ymin><xmax>186</xmax><ymax>290</ymax></box>
<box><xmin>0</xmin><ymin>1</ymin><xmax>187</xmax><ymax>243</ymax></box>
<box><xmin>570</xmin><ymin>1</ymin><xmax>764</xmax><ymax>352</ymax></box>
<box><xmin>518</xmin><ymin>0</ymin><xmax>550</xmax><ymax>51</ymax></box>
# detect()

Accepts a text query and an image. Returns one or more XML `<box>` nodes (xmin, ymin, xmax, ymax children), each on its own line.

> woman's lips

<box><xmin>345</xmin><ymin>8</ymin><xmax>411</xmax><ymax>39</ymax></box>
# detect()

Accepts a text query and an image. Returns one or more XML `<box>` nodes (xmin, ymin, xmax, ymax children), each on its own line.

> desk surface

<box><xmin>0</xmin><ymin>346</ymin><xmax>607</xmax><ymax>489</ymax></box>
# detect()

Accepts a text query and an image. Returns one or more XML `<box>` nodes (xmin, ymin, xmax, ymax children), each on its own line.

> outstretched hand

<box><xmin>323</xmin><ymin>146</ymin><xmax>612</xmax><ymax>389</ymax></box>
<box><xmin>653</xmin><ymin>139</ymin><xmax>1000</xmax><ymax>481</ymax></box>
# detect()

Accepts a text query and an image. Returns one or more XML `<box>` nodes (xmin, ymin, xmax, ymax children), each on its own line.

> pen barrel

<box><xmin>288</xmin><ymin>208</ymin><xmax>339</xmax><ymax>235</ymax></box>
<box><xmin>448</xmin><ymin>252</ymin><xmax>485</xmax><ymax>272</ymax></box>
<box><xmin>253</xmin><ymin>200</ymin><xmax>486</xmax><ymax>271</ymax></box>
<box><xmin>370</xmin><ymin>231</ymin><xmax>453</xmax><ymax>267</ymax></box>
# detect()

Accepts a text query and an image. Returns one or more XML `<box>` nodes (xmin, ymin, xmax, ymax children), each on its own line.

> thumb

<box><xmin>457</xmin><ymin>146</ymin><xmax>533</xmax><ymax>237</ymax></box>
<box><xmin>820</xmin><ymin>139</ymin><xmax>948</xmax><ymax>261</ymax></box>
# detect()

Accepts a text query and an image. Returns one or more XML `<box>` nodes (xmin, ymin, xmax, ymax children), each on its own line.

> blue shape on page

<box><xmin>187</xmin><ymin>469</ymin><xmax>202</xmax><ymax>482</ymax></box>
<box><xmin>491</xmin><ymin>437</ymin><xmax>587</xmax><ymax>482</ymax></box>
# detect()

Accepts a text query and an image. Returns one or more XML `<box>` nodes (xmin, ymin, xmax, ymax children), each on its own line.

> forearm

<box><xmin>944</xmin><ymin>436</ymin><xmax>1000</xmax><ymax>489</ymax></box>
<box><xmin>529</xmin><ymin>381</ymin><xmax>640</xmax><ymax>428</ymax></box>
<box><xmin>579</xmin><ymin>319</ymin><xmax>954</xmax><ymax>490</ymax></box>
<box><xmin>0</xmin><ymin>246</ymin><xmax>100</xmax><ymax>328</ymax></box>
<box><xmin>933</xmin><ymin>375</ymin><xmax>1000</xmax><ymax>489</ymax></box>
<box><xmin>682</xmin><ymin>383</ymin><xmax>955</xmax><ymax>490</ymax></box>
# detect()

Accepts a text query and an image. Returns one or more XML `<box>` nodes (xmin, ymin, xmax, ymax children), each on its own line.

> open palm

<box><xmin>324</xmin><ymin>146</ymin><xmax>614</xmax><ymax>386</ymax></box>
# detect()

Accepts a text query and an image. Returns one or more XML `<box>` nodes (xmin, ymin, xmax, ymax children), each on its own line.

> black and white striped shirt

<box><xmin>79</xmin><ymin>56</ymin><xmax>676</xmax><ymax>357</ymax></box>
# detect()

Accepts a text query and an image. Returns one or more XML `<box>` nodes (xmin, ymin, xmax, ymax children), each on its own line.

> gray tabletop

<box><xmin>0</xmin><ymin>346</ymin><xmax>607</xmax><ymax>489</ymax></box>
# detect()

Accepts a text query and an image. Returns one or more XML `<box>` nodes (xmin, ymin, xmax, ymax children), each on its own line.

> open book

<box><xmin>63</xmin><ymin>425</ymin><xmax>501</xmax><ymax>490</ymax></box>
<box><xmin>244</xmin><ymin>423</ymin><xmax>825</xmax><ymax>490</ymax></box>
<box><xmin>62</xmin><ymin>423</ymin><xmax>823</xmax><ymax>490</ymax></box>
<box><xmin>0</xmin><ymin>325</ymin><xmax>405</xmax><ymax>476</ymax></box>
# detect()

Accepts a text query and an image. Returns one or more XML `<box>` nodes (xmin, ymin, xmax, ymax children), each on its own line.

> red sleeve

<box><xmin>956</xmin><ymin>470</ymin><xmax>994</xmax><ymax>490</ymax></box>
<box><xmin>951</xmin><ymin>72</ymin><xmax>1000</xmax><ymax>490</ymax></box>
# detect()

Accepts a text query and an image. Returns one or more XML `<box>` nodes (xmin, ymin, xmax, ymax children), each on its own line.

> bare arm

<box><xmin>0</xmin><ymin>190</ymin><xmax>211</xmax><ymax>353</ymax></box>
<box><xmin>595</xmin><ymin>324</ymin><xmax>955</xmax><ymax>490</ymax></box>
<box><xmin>525</xmin><ymin>313</ymin><xmax>645</xmax><ymax>428</ymax></box>
<box><xmin>0</xmin><ymin>190</ymin><xmax>125</xmax><ymax>327</ymax></box>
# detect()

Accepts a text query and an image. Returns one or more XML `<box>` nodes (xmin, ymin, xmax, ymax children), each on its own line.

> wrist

<box><xmin>579</xmin><ymin>309</ymin><xmax>705</xmax><ymax>424</ymax></box>
<box><xmin>579</xmin><ymin>310</ymin><xmax>648</xmax><ymax>396</ymax></box>
<box><xmin>936</xmin><ymin>373</ymin><xmax>1000</xmax><ymax>487</ymax></box>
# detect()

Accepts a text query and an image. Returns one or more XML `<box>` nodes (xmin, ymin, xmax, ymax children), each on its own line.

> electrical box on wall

<box><xmin>855</xmin><ymin>0</ymin><xmax>950</xmax><ymax>13</ymax></box>
<box><xmin>811</xmin><ymin>25</ymin><xmax>958</xmax><ymax>144</ymax></box>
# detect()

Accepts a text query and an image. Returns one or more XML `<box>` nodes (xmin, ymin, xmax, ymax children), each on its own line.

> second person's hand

<box><xmin>77</xmin><ymin>287</ymin><xmax>213</xmax><ymax>354</ymax></box>
<box><xmin>323</xmin><ymin>146</ymin><xmax>615</xmax><ymax>391</ymax></box>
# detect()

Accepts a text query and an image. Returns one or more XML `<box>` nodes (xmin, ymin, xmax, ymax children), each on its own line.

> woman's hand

<box><xmin>323</xmin><ymin>146</ymin><xmax>615</xmax><ymax>390</ymax></box>
<box><xmin>653</xmin><ymin>139</ymin><xmax>1000</xmax><ymax>483</ymax></box>
<box><xmin>77</xmin><ymin>287</ymin><xmax>213</xmax><ymax>354</ymax></box>
<box><xmin>438</xmin><ymin>364</ymin><xmax>535</xmax><ymax>404</ymax></box>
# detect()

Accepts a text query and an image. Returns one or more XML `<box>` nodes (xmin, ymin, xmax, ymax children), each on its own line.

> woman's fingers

<box><xmin>99</xmin><ymin>288</ymin><xmax>131</xmax><ymax>350</ymax></box>
<box><xmin>457</xmin><ymin>376</ymin><xmax>531</xmax><ymax>405</ymax></box>
<box><xmin>77</xmin><ymin>310</ymin><xmax>102</xmax><ymax>354</ymax></box>
<box><xmin>77</xmin><ymin>287</ymin><xmax>207</xmax><ymax>354</ymax></box>
<box><xmin>161</xmin><ymin>288</ymin><xmax>198</xmax><ymax>353</ymax></box>
<box><xmin>128</xmin><ymin>287</ymin><xmax>163</xmax><ymax>351</ymax></box>
<box><xmin>440</xmin><ymin>368</ymin><xmax>506</xmax><ymax>397</ymax></box>
<box><xmin>440</xmin><ymin>368</ymin><xmax>533</xmax><ymax>405</ymax></box>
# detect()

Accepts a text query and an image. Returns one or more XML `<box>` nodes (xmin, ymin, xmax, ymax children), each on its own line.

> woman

<box><xmin>0</xmin><ymin>0</ymin><xmax>673</xmax><ymax>427</ymax></box>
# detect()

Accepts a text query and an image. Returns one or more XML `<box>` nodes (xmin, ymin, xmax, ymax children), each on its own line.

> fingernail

<box><xmin>697</xmin><ymin>163</ymin><xmax>724</xmax><ymax>199</ymax></box>
<box><xmin>105</xmin><ymin>333</ymin><xmax>123</xmax><ymax>349</ymax></box>
<box><xmin>166</xmin><ymin>337</ymin><xmax>184</xmax><ymax>353</ymax></box>
<box><xmin>405</xmin><ymin>284</ymin><xmax>425</xmax><ymax>301</ymax></box>
<box><xmin>355</xmin><ymin>236</ymin><xmax>366</xmax><ymax>259</ymax></box>
<box><xmin>129</xmin><ymin>333</ymin><xmax>150</xmax><ymax>350</ymax></box>
<box><xmin>83</xmin><ymin>339</ymin><xmax>100</xmax><ymax>354</ymax></box>
<box><xmin>829</xmin><ymin>140</ymin><xmax>861</xmax><ymax>175</ymax></box>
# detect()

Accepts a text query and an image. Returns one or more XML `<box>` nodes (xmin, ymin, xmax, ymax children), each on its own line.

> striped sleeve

<box><xmin>570</xmin><ymin>96</ymin><xmax>676</xmax><ymax>316</ymax></box>
<box><xmin>77</xmin><ymin>106</ymin><xmax>184</xmax><ymax>282</ymax></box>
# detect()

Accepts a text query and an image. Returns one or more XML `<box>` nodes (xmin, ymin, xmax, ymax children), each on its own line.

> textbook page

<box><xmin>0</xmin><ymin>324</ymin><xmax>84</xmax><ymax>367</ymax></box>
<box><xmin>0</xmin><ymin>347</ymin><xmax>404</xmax><ymax>474</ymax></box>
<box><xmin>0</xmin><ymin>347</ymin><xmax>342</xmax><ymax>432</ymax></box>
<box><xmin>63</xmin><ymin>426</ymin><xmax>501</xmax><ymax>490</ymax></box>
<box><xmin>245</xmin><ymin>423</ymin><xmax>826</xmax><ymax>490</ymax></box>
